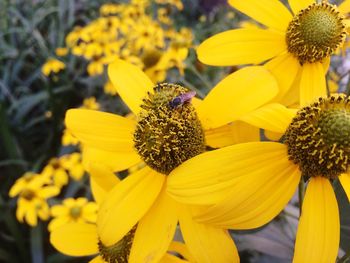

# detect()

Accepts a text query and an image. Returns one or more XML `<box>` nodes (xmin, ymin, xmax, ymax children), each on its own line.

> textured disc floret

<box><xmin>98</xmin><ymin>226</ymin><xmax>136</xmax><ymax>263</ymax></box>
<box><xmin>134</xmin><ymin>83</ymin><xmax>205</xmax><ymax>175</ymax></box>
<box><xmin>284</xmin><ymin>94</ymin><xmax>350</xmax><ymax>179</ymax></box>
<box><xmin>286</xmin><ymin>1</ymin><xmax>346</xmax><ymax>64</ymax></box>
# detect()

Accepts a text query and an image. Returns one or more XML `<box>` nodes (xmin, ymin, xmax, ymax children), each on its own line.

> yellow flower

<box><xmin>82</xmin><ymin>97</ymin><xmax>100</xmax><ymax>110</ymax></box>
<box><xmin>167</xmin><ymin>94</ymin><xmax>350</xmax><ymax>263</ymax></box>
<box><xmin>63</xmin><ymin>59</ymin><xmax>286</xmax><ymax>262</ymax></box>
<box><xmin>55</xmin><ymin>47</ymin><xmax>68</xmax><ymax>57</ymax></box>
<box><xmin>155</xmin><ymin>0</ymin><xmax>184</xmax><ymax>10</ymax></box>
<box><xmin>48</xmin><ymin>197</ymin><xmax>98</xmax><ymax>231</ymax></box>
<box><xmin>42</xmin><ymin>58</ymin><xmax>65</xmax><ymax>76</ymax></box>
<box><xmin>9</xmin><ymin>172</ymin><xmax>59</xmax><ymax>226</ymax></box>
<box><xmin>50</xmin><ymin>165</ymin><xmax>195</xmax><ymax>262</ymax></box>
<box><xmin>197</xmin><ymin>0</ymin><xmax>350</xmax><ymax>106</ymax></box>
<box><xmin>103</xmin><ymin>81</ymin><xmax>118</xmax><ymax>95</ymax></box>
<box><xmin>61</xmin><ymin>128</ymin><xmax>79</xmax><ymax>146</ymax></box>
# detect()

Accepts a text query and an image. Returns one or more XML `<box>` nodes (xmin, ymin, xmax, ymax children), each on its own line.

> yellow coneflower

<box><xmin>197</xmin><ymin>0</ymin><xmax>350</xmax><ymax>106</ymax></box>
<box><xmin>63</xmin><ymin>59</ymin><xmax>283</xmax><ymax>262</ymax></box>
<box><xmin>41</xmin><ymin>58</ymin><xmax>65</xmax><ymax>76</ymax></box>
<box><xmin>9</xmin><ymin>172</ymin><xmax>59</xmax><ymax>226</ymax></box>
<box><xmin>167</xmin><ymin>94</ymin><xmax>350</xmax><ymax>263</ymax></box>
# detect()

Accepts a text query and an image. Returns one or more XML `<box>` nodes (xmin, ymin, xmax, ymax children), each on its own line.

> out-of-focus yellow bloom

<box><xmin>55</xmin><ymin>47</ymin><xmax>68</xmax><ymax>57</ymax></box>
<box><xmin>61</xmin><ymin>129</ymin><xmax>79</xmax><ymax>146</ymax></box>
<box><xmin>42</xmin><ymin>58</ymin><xmax>65</xmax><ymax>76</ymax></box>
<box><xmin>103</xmin><ymin>81</ymin><xmax>117</xmax><ymax>95</ymax></box>
<box><xmin>82</xmin><ymin>97</ymin><xmax>100</xmax><ymax>110</ymax></box>
<box><xmin>9</xmin><ymin>172</ymin><xmax>59</xmax><ymax>226</ymax></box>
<box><xmin>155</xmin><ymin>0</ymin><xmax>183</xmax><ymax>10</ymax></box>
<box><xmin>48</xmin><ymin>197</ymin><xmax>98</xmax><ymax>231</ymax></box>
<box><xmin>87</xmin><ymin>60</ymin><xmax>104</xmax><ymax>76</ymax></box>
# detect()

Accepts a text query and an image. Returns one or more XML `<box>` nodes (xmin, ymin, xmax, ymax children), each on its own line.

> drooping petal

<box><xmin>205</xmin><ymin>121</ymin><xmax>260</xmax><ymax>148</ymax></box>
<box><xmin>90</xmin><ymin>177</ymin><xmax>106</xmax><ymax>205</ymax></box>
<box><xmin>65</xmin><ymin>109</ymin><xmax>136</xmax><ymax>152</ymax></box>
<box><xmin>167</xmin><ymin>142</ymin><xmax>289</xmax><ymax>205</ymax></box>
<box><xmin>339</xmin><ymin>0</ymin><xmax>350</xmax><ymax>14</ymax></box>
<box><xmin>197</xmin><ymin>162</ymin><xmax>301</xmax><ymax>229</ymax></box>
<box><xmin>197</xmin><ymin>29</ymin><xmax>286</xmax><ymax>66</ymax></box>
<box><xmin>339</xmin><ymin>173</ymin><xmax>350</xmax><ymax>202</ymax></box>
<box><xmin>198</xmin><ymin>66</ymin><xmax>278</xmax><ymax>129</ymax></box>
<box><xmin>179</xmin><ymin>206</ymin><xmax>239</xmax><ymax>263</ymax></box>
<box><xmin>264</xmin><ymin>52</ymin><xmax>301</xmax><ymax>101</ymax></box>
<box><xmin>89</xmin><ymin>163</ymin><xmax>120</xmax><ymax>193</ymax></box>
<box><xmin>293</xmin><ymin>177</ymin><xmax>340</xmax><ymax>263</ymax></box>
<box><xmin>108</xmin><ymin>59</ymin><xmax>154</xmax><ymax>115</ymax></box>
<box><xmin>82</xmin><ymin>147</ymin><xmax>141</xmax><ymax>173</ymax></box>
<box><xmin>239</xmin><ymin>103</ymin><xmax>297</xmax><ymax>133</ymax></box>
<box><xmin>50</xmin><ymin>222</ymin><xmax>99</xmax><ymax>256</ymax></box>
<box><xmin>97</xmin><ymin>167</ymin><xmax>164</xmax><ymax>246</ymax></box>
<box><xmin>299</xmin><ymin>62</ymin><xmax>327</xmax><ymax>106</ymax></box>
<box><xmin>288</xmin><ymin>0</ymin><xmax>314</xmax><ymax>15</ymax></box>
<box><xmin>129</xmin><ymin>189</ymin><xmax>178</xmax><ymax>263</ymax></box>
<box><xmin>228</xmin><ymin>0</ymin><xmax>292</xmax><ymax>32</ymax></box>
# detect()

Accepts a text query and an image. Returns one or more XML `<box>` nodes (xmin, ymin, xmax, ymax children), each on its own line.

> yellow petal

<box><xmin>299</xmin><ymin>62</ymin><xmax>327</xmax><ymax>106</ymax></box>
<box><xmin>65</xmin><ymin>109</ymin><xmax>136</xmax><ymax>152</ymax></box>
<box><xmin>179</xmin><ymin>205</ymin><xmax>239</xmax><ymax>263</ymax></box>
<box><xmin>89</xmin><ymin>256</ymin><xmax>105</xmax><ymax>263</ymax></box>
<box><xmin>168</xmin><ymin>242</ymin><xmax>196</xmax><ymax>262</ymax></box>
<box><xmin>160</xmin><ymin>254</ymin><xmax>188</xmax><ymax>263</ymax></box>
<box><xmin>108</xmin><ymin>59</ymin><xmax>154</xmax><ymax>115</ymax></box>
<box><xmin>205</xmin><ymin>121</ymin><xmax>260</xmax><ymax>148</ymax></box>
<box><xmin>129</xmin><ymin>189</ymin><xmax>178</xmax><ymax>263</ymax></box>
<box><xmin>82</xmin><ymin>147</ymin><xmax>141</xmax><ymax>173</ymax></box>
<box><xmin>339</xmin><ymin>173</ymin><xmax>350</xmax><ymax>202</ymax></box>
<box><xmin>278</xmin><ymin>68</ymin><xmax>302</xmax><ymax>107</ymax></box>
<box><xmin>197</xmin><ymin>28</ymin><xmax>286</xmax><ymax>66</ymax></box>
<box><xmin>228</xmin><ymin>0</ymin><xmax>292</xmax><ymax>31</ymax></box>
<box><xmin>293</xmin><ymin>177</ymin><xmax>339</xmax><ymax>263</ymax></box>
<box><xmin>50</xmin><ymin>222</ymin><xmax>99</xmax><ymax>256</ymax></box>
<box><xmin>265</xmin><ymin>52</ymin><xmax>301</xmax><ymax>101</ymax></box>
<box><xmin>339</xmin><ymin>0</ymin><xmax>350</xmax><ymax>14</ymax></box>
<box><xmin>198</xmin><ymin>66</ymin><xmax>279</xmax><ymax>129</ymax></box>
<box><xmin>97</xmin><ymin>167</ymin><xmax>165</xmax><ymax>246</ymax></box>
<box><xmin>89</xmin><ymin>163</ymin><xmax>120</xmax><ymax>193</ymax></box>
<box><xmin>167</xmin><ymin>142</ymin><xmax>289</xmax><ymax>205</ymax></box>
<box><xmin>239</xmin><ymin>103</ymin><xmax>297</xmax><ymax>133</ymax></box>
<box><xmin>288</xmin><ymin>0</ymin><xmax>314</xmax><ymax>14</ymax></box>
<box><xmin>197</xmin><ymin>162</ymin><xmax>301</xmax><ymax>229</ymax></box>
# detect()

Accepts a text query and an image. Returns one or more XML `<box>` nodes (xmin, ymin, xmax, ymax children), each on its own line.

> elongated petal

<box><xmin>90</xmin><ymin>177</ymin><xmax>106</xmax><ymax>204</ymax></box>
<box><xmin>265</xmin><ymin>52</ymin><xmax>301</xmax><ymax>101</ymax></box>
<box><xmin>288</xmin><ymin>0</ymin><xmax>314</xmax><ymax>14</ymax></box>
<box><xmin>205</xmin><ymin>121</ymin><xmax>260</xmax><ymax>148</ymax></box>
<box><xmin>228</xmin><ymin>0</ymin><xmax>292</xmax><ymax>31</ymax></box>
<box><xmin>239</xmin><ymin>103</ymin><xmax>296</xmax><ymax>133</ymax></box>
<box><xmin>339</xmin><ymin>0</ymin><xmax>350</xmax><ymax>14</ymax></box>
<box><xmin>108</xmin><ymin>59</ymin><xmax>154</xmax><ymax>115</ymax></box>
<box><xmin>299</xmin><ymin>62</ymin><xmax>327</xmax><ymax>106</ymax></box>
<box><xmin>82</xmin><ymin>147</ymin><xmax>141</xmax><ymax>173</ymax></box>
<box><xmin>50</xmin><ymin>222</ymin><xmax>99</xmax><ymax>256</ymax></box>
<box><xmin>339</xmin><ymin>173</ymin><xmax>350</xmax><ymax>202</ymax></box>
<box><xmin>89</xmin><ymin>163</ymin><xmax>120</xmax><ymax>192</ymax></box>
<box><xmin>198</xmin><ymin>66</ymin><xmax>278</xmax><ymax>129</ymax></box>
<box><xmin>293</xmin><ymin>177</ymin><xmax>339</xmax><ymax>263</ymax></box>
<box><xmin>168</xmin><ymin>242</ymin><xmax>196</xmax><ymax>262</ymax></box>
<box><xmin>65</xmin><ymin>109</ymin><xmax>135</xmax><ymax>152</ymax></box>
<box><xmin>179</xmin><ymin>206</ymin><xmax>239</xmax><ymax>263</ymax></box>
<box><xmin>197</xmin><ymin>163</ymin><xmax>301</xmax><ymax>229</ymax></box>
<box><xmin>197</xmin><ymin>29</ymin><xmax>286</xmax><ymax>66</ymax></box>
<box><xmin>167</xmin><ymin>142</ymin><xmax>289</xmax><ymax>205</ymax></box>
<box><xmin>129</xmin><ymin>189</ymin><xmax>178</xmax><ymax>263</ymax></box>
<box><xmin>98</xmin><ymin>167</ymin><xmax>164</xmax><ymax>246</ymax></box>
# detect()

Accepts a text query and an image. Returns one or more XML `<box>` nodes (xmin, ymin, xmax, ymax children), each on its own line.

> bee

<box><xmin>169</xmin><ymin>91</ymin><xmax>196</xmax><ymax>109</ymax></box>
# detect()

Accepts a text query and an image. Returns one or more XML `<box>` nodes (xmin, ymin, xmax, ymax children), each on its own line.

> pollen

<box><xmin>286</xmin><ymin>1</ymin><xmax>346</xmax><ymax>64</ymax></box>
<box><xmin>134</xmin><ymin>83</ymin><xmax>205</xmax><ymax>175</ymax></box>
<box><xmin>98</xmin><ymin>226</ymin><xmax>136</xmax><ymax>263</ymax></box>
<box><xmin>284</xmin><ymin>94</ymin><xmax>350</xmax><ymax>179</ymax></box>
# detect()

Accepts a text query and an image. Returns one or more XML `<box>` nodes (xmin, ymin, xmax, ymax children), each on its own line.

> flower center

<box><xmin>70</xmin><ymin>206</ymin><xmax>82</xmax><ymax>219</ymax></box>
<box><xmin>286</xmin><ymin>2</ymin><xmax>346</xmax><ymax>64</ymax></box>
<box><xmin>21</xmin><ymin>189</ymin><xmax>36</xmax><ymax>200</ymax></box>
<box><xmin>284</xmin><ymin>94</ymin><xmax>350</xmax><ymax>179</ymax></box>
<box><xmin>134</xmin><ymin>83</ymin><xmax>206</xmax><ymax>175</ymax></box>
<box><xmin>98</xmin><ymin>226</ymin><xmax>136</xmax><ymax>263</ymax></box>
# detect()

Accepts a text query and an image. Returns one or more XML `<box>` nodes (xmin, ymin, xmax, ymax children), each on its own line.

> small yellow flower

<box><xmin>103</xmin><ymin>81</ymin><xmax>117</xmax><ymax>95</ymax></box>
<box><xmin>9</xmin><ymin>172</ymin><xmax>59</xmax><ymax>226</ymax></box>
<box><xmin>55</xmin><ymin>47</ymin><xmax>68</xmax><ymax>57</ymax></box>
<box><xmin>61</xmin><ymin>129</ymin><xmax>79</xmax><ymax>146</ymax></box>
<box><xmin>48</xmin><ymin>197</ymin><xmax>98</xmax><ymax>232</ymax></box>
<box><xmin>82</xmin><ymin>97</ymin><xmax>100</xmax><ymax>110</ymax></box>
<box><xmin>42</xmin><ymin>58</ymin><xmax>65</xmax><ymax>76</ymax></box>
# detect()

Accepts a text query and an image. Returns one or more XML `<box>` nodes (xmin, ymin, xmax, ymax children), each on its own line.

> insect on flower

<box><xmin>169</xmin><ymin>91</ymin><xmax>196</xmax><ymax>109</ymax></box>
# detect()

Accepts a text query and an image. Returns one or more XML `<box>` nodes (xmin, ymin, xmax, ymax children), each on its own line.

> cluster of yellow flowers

<box><xmin>10</xmin><ymin>0</ymin><xmax>350</xmax><ymax>262</ymax></box>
